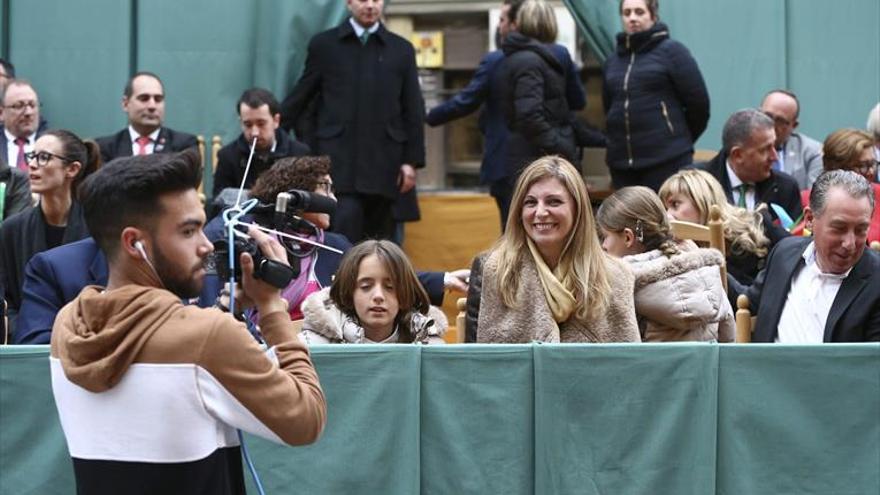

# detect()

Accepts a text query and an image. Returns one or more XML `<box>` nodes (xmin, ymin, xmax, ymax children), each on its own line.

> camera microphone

<box><xmin>286</xmin><ymin>190</ymin><xmax>336</xmax><ymax>215</ymax></box>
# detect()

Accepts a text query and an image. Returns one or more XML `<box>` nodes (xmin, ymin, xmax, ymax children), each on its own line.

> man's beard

<box><xmin>153</xmin><ymin>244</ymin><xmax>206</xmax><ymax>299</ymax></box>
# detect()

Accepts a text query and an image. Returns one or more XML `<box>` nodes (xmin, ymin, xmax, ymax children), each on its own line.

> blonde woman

<box><xmin>597</xmin><ymin>186</ymin><xmax>733</xmax><ymax>342</ymax></box>
<box><xmin>470</xmin><ymin>156</ymin><xmax>639</xmax><ymax>343</ymax></box>
<box><xmin>659</xmin><ymin>169</ymin><xmax>770</xmax><ymax>286</ymax></box>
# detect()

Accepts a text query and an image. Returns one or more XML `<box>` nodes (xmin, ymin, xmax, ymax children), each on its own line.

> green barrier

<box><xmin>1</xmin><ymin>344</ymin><xmax>878</xmax><ymax>494</ymax></box>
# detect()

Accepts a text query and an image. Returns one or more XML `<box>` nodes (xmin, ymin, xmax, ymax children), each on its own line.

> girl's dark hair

<box><xmin>43</xmin><ymin>129</ymin><xmax>102</xmax><ymax>194</ymax></box>
<box><xmin>250</xmin><ymin>155</ymin><xmax>331</xmax><ymax>203</ymax></box>
<box><xmin>329</xmin><ymin>240</ymin><xmax>430</xmax><ymax>343</ymax></box>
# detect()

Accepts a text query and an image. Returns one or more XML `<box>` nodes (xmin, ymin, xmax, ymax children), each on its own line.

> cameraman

<box><xmin>50</xmin><ymin>150</ymin><xmax>326</xmax><ymax>495</ymax></box>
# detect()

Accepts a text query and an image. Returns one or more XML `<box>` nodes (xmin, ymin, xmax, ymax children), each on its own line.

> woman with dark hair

<box><xmin>603</xmin><ymin>0</ymin><xmax>709</xmax><ymax>191</ymax></box>
<box><xmin>300</xmin><ymin>240</ymin><xmax>447</xmax><ymax>344</ymax></box>
<box><xmin>597</xmin><ymin>186</ymin><xmax>733</xmax><ymax>342</ymax></box>
<box><xmin>0</xmin><ymin>129</ymin><xmax>100</xmax><ymax>328</ymax></box>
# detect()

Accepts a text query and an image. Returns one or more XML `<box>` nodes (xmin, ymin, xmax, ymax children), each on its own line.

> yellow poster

<box><xmin>411</xmin><ymin>31</ymin><xmax>443</xmax><ymax>68</ymax></box>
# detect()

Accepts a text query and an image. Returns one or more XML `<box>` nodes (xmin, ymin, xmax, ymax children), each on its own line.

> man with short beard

<box><xmin>50</xmin><ymin>149</ymin><xmax>326</xmax><ymax>495</ymax></box>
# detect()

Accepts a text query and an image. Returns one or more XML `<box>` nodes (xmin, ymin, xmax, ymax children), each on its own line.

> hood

<box><xmin>616</xmin><ymin>21</ymin><xmax>669</xmax><ymax>55</ymax></box>
<box><xmin>502</xmin><ymin>32</ymin><xmax>564</xmax><ymax>74</ymax></box>
<box><xmin>52</xmin><ymin>285</ymin><xmax>184</xmax><ymax>393</ymax></box>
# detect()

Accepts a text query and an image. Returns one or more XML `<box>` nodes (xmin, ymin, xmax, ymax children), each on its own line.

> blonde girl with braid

<box><xmin>597</xmin><ymin>186</ymin><xmax>734</xmax><ymax>342</ymax></box>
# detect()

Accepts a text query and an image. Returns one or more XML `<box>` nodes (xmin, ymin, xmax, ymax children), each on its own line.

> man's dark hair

<box><xmin>0</xmin><ymin>58</ymin><xmax>15</xmax><ymax>78</ymax></box>
<box><xmin>762</xmin><ymin>88</ymin><xmax>801</xmax><ymax>119</ymax></box>
<box><xmin>237</xmin><ymin>87</ymin><xmax>281</xmax><ymax>116</ymax></box>
<box><xmin>505</xmin><ymin>0</ymin><xmax>526</xmax><ymax>25</ymax></box>
<box><xmin>78</xmin><ymin>149</ymin><xmax>202</xmax><ymax>259</ymax></box>
<box><xmin>123</xmin><ymin>71</ymin><xmax>164</xmax><ymax>98</ymax></box>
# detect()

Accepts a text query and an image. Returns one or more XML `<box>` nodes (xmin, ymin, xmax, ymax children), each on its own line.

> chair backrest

<box><xmin>443</xmin><ymin>297</ymin><xmax>467</xmax><ymax>344</ymax></box>
<box><xmin>211</xmin><ymin>136</ymin><xmax>223</xmax><ymax>177</ymax></box>
<box><xmin>735</xmin><ymin>294</ymin><xmax>754</xmax><ymax>343</ymax></box>
<box><xmin>669</xmin><ymin>204</ymin><xmax>727</xmax><ymax>291</ymax></box>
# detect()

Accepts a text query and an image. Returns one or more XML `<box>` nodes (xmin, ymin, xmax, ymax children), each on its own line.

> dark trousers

<box><xmin>332</xmin><ymin>193</ymin><xmax>395</xmax><ymax>243</ymax></box>
<box><xmin>489</xmin><ymin>178</ymin><xmax>514</xmax><ymax>232</ymax></box>
<box><xmin>609</xmin><ymin>153</ymin><xmax>693</xmax><ymax>192</ymax></box>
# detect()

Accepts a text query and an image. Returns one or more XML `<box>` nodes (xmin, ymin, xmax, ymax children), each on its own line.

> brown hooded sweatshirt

<box><xmin>50</xmin><ymin>284</ymin><xmax>326</xmax><ymax>495</ymax></box>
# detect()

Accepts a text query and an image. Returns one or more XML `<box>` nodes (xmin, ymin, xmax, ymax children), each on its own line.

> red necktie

<box><xmin>136</xmin><ymin>136</ymin><xmax>151</xmax><ymax>156</ymax></box>
<box><xmin>14</xmin><ymin>137</ymin><xmax>27</xmax><ymax>170</ymax></box>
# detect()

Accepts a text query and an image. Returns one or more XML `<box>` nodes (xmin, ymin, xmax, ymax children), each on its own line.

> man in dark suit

<box><xmin>280</xmin><ymin>0</ymin><xmax>424</xmax><ymax>243</ymax></box>
<box><xmin>15</xmin><ymin>238</ymin><xmax>107</xmax><ymax>344</ymax></box>
<box><xmin>212</xmin><ymin>88</ymin><xmax>309</xmax><ymax>198</ymax></box>
<box><xmin>95</xmin><ymin>72</ymin><xmax>198</xmax><ymax>163</ymax></box>
<box><xmin>730</xmin><ymin>170</ymin><xmax>880</xmax><ymax>342</ymax></box>
<box><xmin>426</xmin><ymin>0</ymin><xmax>586</xmax><ymax>229</ymax></box>
<box><xmin>1</xmin><ymin>79</ymin><xmax>46</xmax><ymax>170</ymax></box>
<box><xmin>694</xmin><ymin>108</ymin><xmax>802</xmax><ymax>224</ymax></box>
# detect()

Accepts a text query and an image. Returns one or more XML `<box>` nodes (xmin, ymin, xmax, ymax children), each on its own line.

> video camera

<box><xmin>212</xmin><ymin>189</ymin><xmax>338</xmax><ymax>288</ymax></box>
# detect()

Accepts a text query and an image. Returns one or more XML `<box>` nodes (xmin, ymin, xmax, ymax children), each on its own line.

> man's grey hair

<box><xmin>722</xmin><ymin>108</ymin><xmax>774</xmax><ymax>151</ymax></box>
<box><xmin>867</xmin><ymin>102</ymin><xmax>880</xmax><ymax>141</ymax></box>
<box><xmin>809</xmin><ymin>169</ymin><xmax>875</xmax><ymax>217</ymax></box>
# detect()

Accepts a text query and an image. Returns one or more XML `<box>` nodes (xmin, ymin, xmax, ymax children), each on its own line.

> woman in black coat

<box><xmin>498</xmin><ymin>0</ymin><xmax>579</xmax><ymax>180</ymax></box>
<box><xmin>0</xmin><ymin>129</ymin><xmax>99</xmax><ymax>331</ymax></box>
<box><xmin>603</xmin><ymin>0</ymin><xmax>710</xmax><ymax>192</ymax></box>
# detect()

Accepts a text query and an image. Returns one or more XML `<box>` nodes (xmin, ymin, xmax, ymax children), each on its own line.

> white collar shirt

<box><xmin>726</xmin><ymin>160</ymin><xmax>756</xmax><ymax>210</ymax></box>
<box><xmin>775</xmin><ymin>242</ymin><xmax>851</xmax><ymax>343</ymax></box>
<box><xmin>5</xmin><ymin>128</ymin><xmax>36</xmax><ymax>168</ymax></box>
<box><xmin>349</xmin><ymin>18</ymin><xmax>379</xmax><ymax>38</ymax></box>
<box><xmin>128</xmin><ymin>126</ymin><xmax>162</xmax><ymax>155</ymax></box>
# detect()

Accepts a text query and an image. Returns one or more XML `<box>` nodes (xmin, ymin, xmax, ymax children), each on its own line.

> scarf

<box><xmin>526</xmin><ymin>239</ymin><xmax>576</xmax><ymax>323</ymax></box>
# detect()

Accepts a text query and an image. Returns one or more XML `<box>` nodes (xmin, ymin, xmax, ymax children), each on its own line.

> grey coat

<box><xmin>779</xmin><ymin>132</ymin><xmax>823</xmax><ymax>190</ymax></box>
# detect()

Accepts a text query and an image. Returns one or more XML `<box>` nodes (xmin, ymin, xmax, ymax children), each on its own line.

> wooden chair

<box><xmin>734</xmin><ymin>294</ymin><xmax>755</xmax><ymax>343</ymax></box>
<box><xmin>444</xmin><ymin>297</ymin><xmax>467</xmax><ymax>344</ymax></box>
<box><xmin>669</xmin><ymin>204</ymin><xmax>727</xmax><ymax>291</ymax></box>
<box><xmin>197</xmin><ymin>135</ymin><xmax>206</xmax><ymax>204</ymax></box>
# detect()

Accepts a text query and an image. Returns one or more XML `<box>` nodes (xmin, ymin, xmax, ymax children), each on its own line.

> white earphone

<box><xmin>134</xmin><ymin>240</ymin><xmax>149</xmax><ymax>262</ymax></box>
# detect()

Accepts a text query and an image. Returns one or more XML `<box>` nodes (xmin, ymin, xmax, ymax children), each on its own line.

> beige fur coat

<box><xmin>476</xmin><ymin>250</ymin><xmax>641</xmax><ymax>343</ymax></box>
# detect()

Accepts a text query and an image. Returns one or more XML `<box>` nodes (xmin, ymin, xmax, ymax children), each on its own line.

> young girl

<box><xmin>597</xmin><ymin>186</ymin><xmax>734</xmax><ymax>342</ymax></box>
<box><xmin>300</xmin><ymin>240</ymin><xmax>447</xmax><ymax>344</ymax></box>
<box><xmin>659</xmin><ymin>169</ymin><xmax>770</xmax><ymax>286</ymax></box>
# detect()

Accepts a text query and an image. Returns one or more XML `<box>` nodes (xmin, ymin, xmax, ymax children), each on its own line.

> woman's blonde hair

<box><xmin>516</xmin><ymin>0</ymin><xmax>558</xmax><ymax>43</ymax></box>
<box><xmin>596</xmin><ymin>186</ymin><xmax>679</xmax><ymax>258</ymax></box>
<box><xmin>822</xmin><ymin>128</ymin><xmax>874</xmax><ymax>171</ymax></box>
<box><xmin>494</xmin><ymin>155</ymin><xmax>610</xmax><ymax>320</ymax></box>
<box><xmin>659</xmin><ymin>169</ymin><xmax>769</xmax><ymax>258</ymax></box>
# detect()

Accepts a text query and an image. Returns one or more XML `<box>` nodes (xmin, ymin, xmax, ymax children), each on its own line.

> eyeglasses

<box><xmin>316</xmin><ymin>181</ymin><xmax>335</xmax><ymax>195</ymax></box>
<box><xmin>2</xmin><ymin>100</ymin><xmax>40</xmax><ymax>112</ymax></box>
<box><xmin>24</xmin><ymin>150</ymin><xmax>73</xmax><ymax>167</ymax></box>
<box><xmin>853</xmin><ymin>160</ymin><xmax>879</xmax><ymax>176</ymax></box>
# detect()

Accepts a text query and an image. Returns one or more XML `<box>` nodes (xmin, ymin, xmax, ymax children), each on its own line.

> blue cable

<box><xmin>222</xmin><ymin>201</ymin><xmax>267</xmax><ymax>495</ymax></box>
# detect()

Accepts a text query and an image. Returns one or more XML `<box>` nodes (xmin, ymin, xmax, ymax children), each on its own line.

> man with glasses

<box><xmin>96</xmin><ymin>71</ymin><xmax>197</xmax><ymax>164</ymax></box>
<box><xmin>1</xmin><ymin>79</ymin><xmax>46</xmax><ymax>172</ymax></box>
<box><xmin>760</xmin><ymin>89</ymin><xmax>823</xmax><ymax>189</ymax></box>
<box><xmin>212</xmin><ymin>87</ymin><xmax>310</xmax><ymax>199</ymax></box>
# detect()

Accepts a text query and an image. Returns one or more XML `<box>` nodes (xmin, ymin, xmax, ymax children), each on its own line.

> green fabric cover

<box><xmin>1</xmin><ymin>343</ymin><xmax>878</xmax><ymax>494</ymax></box>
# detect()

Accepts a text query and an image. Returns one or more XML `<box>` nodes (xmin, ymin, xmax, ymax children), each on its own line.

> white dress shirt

<box><xmin>128</xmin><ymin>126</ymin><xmax>161</xmax><ymax>155</ymax></box>
<box><xmin>5</xmin><ymin>128</ymin><xmax>36</xmax><ymax>168</ymax></box>
<box><xmin>775</xmin><ymin>242</ymin><xmax>850</xmax><ymax>343</ymax></box>
<box><xmin>726</xmin><ymin>160</ymin><xmax>756</xmax><ymax>210</ymax></box>
<box><xmin>349</xmin><ymin>17</ymin><xmax>379</xmax><ymax>38</ymax></box>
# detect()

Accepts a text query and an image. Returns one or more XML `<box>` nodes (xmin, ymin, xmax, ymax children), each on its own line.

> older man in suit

<box><xmin>96</xmin><ymin>72</ymin><xmax>197</xmax><ymax>163</ymax></box>
<box><xmin>695</xmin><ymin>108</ymin><xmax>802</xmax><ymax>224</ymax></box>
<box><xmin>760</xmin><ymin>89</ymin><xmax>823</xmax><ymax>189</ymax></box>
<box><xmin>731</xmin><ymin>170</ymin><xmax>880</xmax><ymax>342</ymax></box>
<box><xmin>281</xmin><ymin>0</ymin><xmax>424</xmax><ymax>243</ymax></box>
<box><xmin>1</xmin><ymin>79</ymin><xmax>46</xmax><ymax>171</ymax></box>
